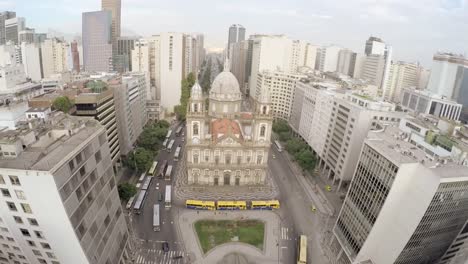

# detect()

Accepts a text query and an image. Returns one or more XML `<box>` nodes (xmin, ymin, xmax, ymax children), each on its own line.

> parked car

<box><xmin>158</xmin><ymin>193</ymin><xmax>163</xmax><ymax>202</ymax></box>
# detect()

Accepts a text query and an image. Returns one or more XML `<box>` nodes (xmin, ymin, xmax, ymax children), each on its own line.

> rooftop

<box><xmin>211</xmin><ymin>118</ymin><xmax>243</xmax><ymax>141</ymax></box>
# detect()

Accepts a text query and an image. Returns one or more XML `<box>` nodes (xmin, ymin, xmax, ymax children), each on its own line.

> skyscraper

<box><xmin>0</xmin><ymin>11</ymin><xmax>15</xmax><ymax>45</ymax></box>
<box><xmin>363</xmin><ymin>36</ymin><xmax>392</xmax><ymax>98</ymax></box>
<box><xmin>82</xmin><ymin>10</ymin><xmax>113</xmax><ymax>72</ymax></box>
<box><xmin>71</xmin><ymin>40</ymin><xmax>80</xmax><ymax>72</ymax></box>
<box><xmin>101</xmin><ymin>0</ymin><xmax>121</xmax><ymax>45</ymax></box>
<box><xmin>5</xmin><ymin>17</ymin><xmax>25</xmax><ymax>44</ymax></box>
<box><xmin>227</xmin><ymin>24</ymin><xmax>245</xmax><ymax>57</ymax></box>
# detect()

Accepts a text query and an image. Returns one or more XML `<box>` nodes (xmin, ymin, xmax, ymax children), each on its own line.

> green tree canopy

<box><xmin>52</xmin><ymin>96</ymin><xmax>74</xmax><ymax>113</ymax></box>
<box><xmin>273</xmin><ymin>120</ymin><xmax>290</xmax><ymax>134</ymax></box>
<box><xmin>279</xmin><ymin>131</ymin><xmax>291</xmax><ymax>142</ymax></box>
<box><xmin>118</xmin><ymin>183</ymin><xmax>137</xmax><ymax>202</ymax></box>
<box><xmin>126</xmin><ymin>147</ymin><xmax>154</xmax><ymax>172</ymax></box>
<box><xmin>176</xmin><ymin>72</ymin><xmax>197</xmax><ymax>121</ymax></box>
<box><xmin>137</xmin><ymin>121</ymin><xmax>168</xmax><ymax>150</ymax></box>
<box><xmin>286</xmin><ymin>138</ymin><xmax>305</xmax><ymax>155</ymax></box>
<box><xmin>295</xmin><ymin>149</ymin><xmax>317</xmax><ymax>173</ymax></box>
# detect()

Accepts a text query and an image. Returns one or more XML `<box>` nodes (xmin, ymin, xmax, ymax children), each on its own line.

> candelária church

<box><xmin>185</xmin><ymin>62</ymin><xmax>273</xmax><ymax>186</ymax></box>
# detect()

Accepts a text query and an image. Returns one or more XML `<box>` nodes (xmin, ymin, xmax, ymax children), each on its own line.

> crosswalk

<box><xmin>281</xmin><ymin>227</ymin><xmax>290</xmax><ymax>240</ymax></box>
<box><xmin>135</xmin><ymin>249</ymin><xmax>185</xmax><ymax>264</ymax></box>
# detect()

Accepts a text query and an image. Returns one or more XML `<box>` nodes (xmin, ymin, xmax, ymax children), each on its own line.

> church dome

<box><xmin>209</xmin><ymin>71</ymin><xmax>241</xmax><ymax>101</ymax></box>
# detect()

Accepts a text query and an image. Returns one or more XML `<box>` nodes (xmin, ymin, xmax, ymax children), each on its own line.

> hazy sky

<box><xmin>4</xmin><ymin>0</ymin><xmax>468</xmax><ymax>67</ymax></box>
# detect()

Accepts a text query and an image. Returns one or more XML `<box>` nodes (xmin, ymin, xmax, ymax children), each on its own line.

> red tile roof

<box><xmin>211</xmin><ymin>118</ymin><xmax>243</xmax><ymax>140</ymax></box>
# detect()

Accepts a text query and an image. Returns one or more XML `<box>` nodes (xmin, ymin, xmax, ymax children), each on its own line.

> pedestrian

<box><xmin>197</xmin><ymin>210</ymin><xmax>199</xmax><ymax>215</ymax></box>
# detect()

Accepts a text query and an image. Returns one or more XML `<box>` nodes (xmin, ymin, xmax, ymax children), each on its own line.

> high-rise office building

<box><xmin>316</xmin><ymin>45</ymin><xmax>342</xmax><ymax>73</ymax></box>
<box><xmin>20</xmin><ymin>42</ymin><xmax>42</xmax><ymax>81</ymax></box>
<box><xmin>361</xmin><ymin>54</ymin><xmax>386</xmax><ymax>89</ymax></box>
<box><xmin>426</xmin><ymin>53</ymin><xmax>468</xmax><ymax>122</ymax></box>
<box><xmin>227</xmin><ymin>24</ymin><xmax>245</xmax><ymax>57</ymax></box>
<box><xmin>114</xmin><ymin>36</ymin><xmax>137</xmax><ymax>73</ymax></box>
<box><xmin>337</xmin><ymin>49</ymin><xmax>356</xmax><ymax>76</ymax></box>
<box><xmin>0</xmin><ymin>11</ymin><xmax>16</xmax><ymax>45</ymax></box>
<box><xmin>40</xmin><ymin>38</ymin><xmax>69</xmax><ymax>78</ymax></box>
<box><xmin>331</xmin><ymin>124</ymin><xmax>468</xmax><ymax>264</ymax></box>
<box><xmin>385</xmin><ymin>61</ymin><xmax>420</xmax><ymax>102</ymax></box>
<box><xmin>0</xmin><ymin>113</ymin><xmax>131</xmax><ymax>264</ymax></box>
<box><xmin>82</xmin><ymin>11</ymin><xmax>113</xmax><ymax>72</ymax></box>
<box><xmin>230</xmin><ymin>40</ymin><xmax>249</xmax><ymax>94</ymax></box>
<box><xmin>363</xmin><ymin>36</ymin><xmax>392</xmax><ymax>98</ymax></box>
<box><xmin>18</xmin><ymin>28</ymin><xmax>35</xmax><ymax>44</ymax></box>
<box><xmin>195</xmin><ymin>34</ymin><xmax>205</xmax><ymax>73</ymax></box>
<box><xmin>101</xmin><ymin>0</ymin><xmax>121</xmax><ymax>46</ymax></box>
<box><xmin>71</xmin><ymin>41</ymin><xmax>80</xmax><ymax>72</ymax></box>
<box><xmin>5</xmin><ymin>17</ymin><xmax>25</xmax><ymax>44</ymax></box>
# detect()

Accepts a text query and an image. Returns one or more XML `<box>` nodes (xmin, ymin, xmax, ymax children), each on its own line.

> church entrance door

<box><xmin>223</xmin><ymin>172</ymin><xmax>231</xmax><ymax>185</ymax></box>
<box><xmin>235</xmin><ymin>177</ymin><xmax>240</xmax><ymax>186</ymax></box>
<box><xmin>214</xmin><ymin>177</ymin><xmax>219</xmax><ymax>186</ymax></box>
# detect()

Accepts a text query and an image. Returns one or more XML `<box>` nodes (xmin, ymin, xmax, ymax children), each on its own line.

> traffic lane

<box><xmin>268</xmin><ymin>148</ymin><xmax>326</xmax><ymax>264</ymax></box>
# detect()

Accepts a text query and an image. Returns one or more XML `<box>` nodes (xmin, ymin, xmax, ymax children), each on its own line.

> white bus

<box><xmin>165</xmin><ymin>165</ymin><xmax>173</xmax><ymax>181</ymax></box>
<box><xmin>167</xmin><ymin>139</ymin><xmax>175</xmax><ymax>152</ymax></box>
<box><xmin>274</xmin><ymin>140</ymin><xmax>283</xmax><ymax>152</ymax></box>
<box><xmin>125</xmin><ymin>195</ymin><xmax>136</xmax><ymax>210</ymax></box>
<box><xmin>138</xmin><ymin>172</ymin><xmax>146</xmax><ymax>182</ymax></box>
<box><xmin>148</xmin><ymin>161</ymin><xmax>158</xmax><ymax>176</ymax></box>
<box><xmin>153</xmin><ymin>204</ymin><xmax>161</xmax><ymax>231</ymax></box>
<box><xmin>133</xmin><ymin>190</ymin><xmax>147</xmax><ymax>214</ymax></box>
<box><xmin>162</xmin><ymin>139</ymin><xmax>168</xmax><ymax>149</ymax></box>
<box><xmin>174</xmin><ymin>146</ymin><xmax>181</xmax><ymax>161</ymax></box>
<box><xmin>165</xmin><ymin>185</ymin><xmax>172</xmax><ymax>208</ymax></box>
<box><xmin>175</xmin><ymin>126</ymin><xmax>183</xmax><ymax>136</ymax></box>
<box><xmin>166</xmin><ymin>129</ymin><xmax>172</xmax><ymax>139</ymax></box>
<box><xmin>141</xmin><ymin>177</ymin><xmax>153</xmax><ymax>191</ymax></box>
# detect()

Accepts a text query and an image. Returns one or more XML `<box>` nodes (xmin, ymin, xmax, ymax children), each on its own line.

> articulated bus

<box><xmin>167</xmin><ymin>139</ymin><xmax>175</xmax><ymax>152</ymax></box>
<box><xmin>162</xmin><ymin>139</ymin><xmax>168</xmax><ymax>149</ymax></box>
<box><xmin>133</xmin><ymin>190</ymin><xmax>147</xmax><ymax>214</ymax></box>
<box><xmin>297</xmin><ymin>235</ymin><xmax>307</xmax><ymax>264</ymax></box>
<box><xmin>174</xmin><ymin>146</ymin><xmax>181</xmax><ymax>161</ymax></box>
<box><xmin>274</xmin><ymin>140</ymin><xmax>283</xmax><ymax>152</ymax></box>
<box><xmin>138</xmin><ymin>172</ymin><xmax>146</xmax><ymax>182</ymax></box>
<box><xmin>166</xmin><ymin>129</ymin><xmax>172</xmax><ymax>139</ymax></box>
<box><xmin>148</xmin><ymin>161</ymin><xmax>158</xmax><ymax>176</ymax></box>
<box><xmin>185</xmin><ymin>200</ymin><xmax>216</xmax><ymax>210</ymax></box>
<box><xmin>157</xmin><ymin>160</ymin><xmax>168</xmax><ymax>178</ymax></box>
<box><xmin>175</xmin><ymin>126</ymin><xmax>183</xmax><ymax>137</ymax></box>
<box><xmin>165</xmin><ymin>165</ymin><xmax>173</xmax><ymax>181</ymax></box>
<box><xmin>141</xmin><ymin>177</ymin><xmax>153</xmax><ymax>191</ymax></box>
<box><xmin>217</xmin><ymin>201</ymin><xmax>247</xmax><ymax>210</ymax></box>
<box><xmin>165</xmin><ymin>185</ymin><xmax>172</xmax><ymax>208</ymax></box>
<box><xmin>153</xmin><ymin>204</ymin><xmax>161</xmax><ymax>231</ymax></box>
<box><xmin>251</xmin><ymin>200</ymin><xmax>280</xmax><ymax>210</ymax></box>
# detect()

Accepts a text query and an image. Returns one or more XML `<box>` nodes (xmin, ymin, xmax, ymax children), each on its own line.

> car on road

<box><xmin>158</xmin><ymin>193</ymin><xmax>163</xmax><ymax>202</ymax></box>
<box><xmin>162</xmin><ymin>242</ymin><xmax>169</xmax><ymax>253</ymax></box>
<box><xmin>272</xmin><ymin>154</ymin><xmax>276</xmax><ymax>159</ymax></box>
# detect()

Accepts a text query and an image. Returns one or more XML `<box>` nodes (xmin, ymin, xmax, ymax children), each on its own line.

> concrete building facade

<box><xmin>316</xmin><ymin>45</ymin><xmax>342</xmax><ymax>73</ymax></box>
<box><xmin>385</xmin><ymin>61</ymin><xmax>420</xmax><ymax>103</ymax></box>
<box><xmin>82</xmin><ymin>11</ymin><xmax>113</xmax><ymax>73</ymax></box>
<box><xmin>401</xmin><ymin>88</ymin><xmax>462</xmax><ymax>121</ymax></box>
<box><xmin>0</xmin><ymin>113</ymin><xmax>130</xmax><ymax>264</ymax></box>
<box><xmin>227</xmin><ymin>24</ymin><xmax>245</xmax><ymax>57</ymax></box>
<box><xmin>0</xmin><ymin>11</ymin><xmax>16</xmax><ymax>45</ymax></box>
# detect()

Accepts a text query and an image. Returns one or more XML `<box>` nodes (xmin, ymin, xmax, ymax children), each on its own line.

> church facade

<box><xmin>185</xmin><ymin>66</ymin><xmax>273</xmax><ymax>186</ymax></box>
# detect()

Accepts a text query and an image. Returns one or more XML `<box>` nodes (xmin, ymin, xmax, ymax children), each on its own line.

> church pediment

<box><xmin>214</xmin><ymin>134</ymin><xmax>243</xmax><ymax>146</ymax></box>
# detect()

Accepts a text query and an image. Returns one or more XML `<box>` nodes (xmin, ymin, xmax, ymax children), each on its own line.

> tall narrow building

<box><xmin>82</xmin><ymin>11</ymin><xmax>113</xmax><ymax>72</ymax></box>
<box><xmin>0</xmin><ymin>113</ymin><xmax>131</xmax><ymax>264</ymax></box>
<box><xmin>0</xmin><ymin>11</ymin><xmax>16</xmax><ymax>45</ymax></box>
<box><xmin>71</xmin><ymin>41</ymin><xmax>80</xmax><ymax>72</ymax></box>
<box><xmin>101</xmin><ymin>0</ymin><xmax>121</xmax><ymax>46</ymax></box>
<box><xmin>227</xmin><ymin>24</ymin><xmax>245</xmax><ymax>57</ymax></box>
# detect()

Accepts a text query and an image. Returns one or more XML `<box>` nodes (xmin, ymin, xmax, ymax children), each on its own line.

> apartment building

<box><xmin>0</xmin><ymin>113</ymin><xmax>130</xmax><ymax>264</ymax></box>
<box><xmin>41</xmin><ymin>38</ymin><xmax>70</xmax><ymax>78</ymax></box>
<box><xmin>331</xmin><ymin>125</ymin><xmax>468</xmax><ymax>264</ymax></box>
<box><xmin>111</xmin><ymin>73</ymin><xmax>147</xmax><ymax>156</ymax></box>
<box><xmin>74</xmin><ymin>80</ymin><xmax>121</xmax><ymax>169</ymax></box>
<box><xmin>316</xmin><ymin>45</ymin><xmax>342</xmax><ymax>73</ymax></box>
<box><xmin>385</xmin><ymin>61</ymin><xmax>420</xmax><ymax>103</ymax></box>
<box><xmin>255</xmin><ymin>71</ymin><xmax>305</xmax><ymax>120</ymax></box>
<box><xmin>290</xmin><ymin>79</ymin><xmax>404</xmax><ymax>190</ymax></box>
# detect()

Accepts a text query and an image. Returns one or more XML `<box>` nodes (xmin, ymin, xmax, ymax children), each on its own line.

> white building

<box><xmin>255</xmin><ymin>70</ymin><xmax>305</xmax><ymax>120</ymax></box>
<box><xmin>0</xmin><ymin>113</ymin><xmax>131</xmax><ymax>264</ymax></box>
<box><xmin>385</xmin><ymin>61</ymin><xmax>420</xmax><ymax>103</ymax></box>
<box><xmin>290</xmin><ymin>79</ymin><xmax>404</xmax><ymax>189</ymax></box>
<box><xmin>5</xmin><ymin>17</ymin><xmax>25</xmax><ymax>44</ymax></box>
<box><xmin>401</xmin><ymin>88</ymin><xmax>462</xmax><ymax>121</ymax></box>
<box><xmin>316</xmin><ymin>45</ymin><xmax>342</xmax><ymax>73</ymax></box>
<box><xmin>331</xmin><ymin>125</ymin><xmax>468</xmax><ymax>264</ymax></box>
<box><xmin>112</xmin><ymin>73</ymin><xmax>148</xmax><ymax>155</ymax></box>
<box><xmin>337</xmin><ymin>49</ymin><xmax>356</xmax><ymax>76</ymax></box>
<box><xmin>0</xmin><ymin>101</ymin><xmax>29</xmax><ymax>128</ymax></box>
<box><xmin>41</xmin><ymin>38</ymin><xmax>70</xmax><ymax>78</ymax></box>
<box><xmin>20</xmin><ymin>42</ymin><xmax>42</xmax><ymax>81</ymax></box>
<box><xmin>360</xmin><ymin>54</ymin><xmax>386</xmax><ymax>92</ymax></box>
<box><xmin>159</xmin><ymin>32</ymin><xmax>184</xmax><ymax>112</ymax></box>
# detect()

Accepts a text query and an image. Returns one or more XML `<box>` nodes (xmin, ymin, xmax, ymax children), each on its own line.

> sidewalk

<box><xmin>177</xmin><ymin>210</ymin><xmax>280</xmax><ymax>264</ymax></box>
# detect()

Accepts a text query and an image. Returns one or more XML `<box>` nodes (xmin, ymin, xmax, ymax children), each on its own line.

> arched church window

<box><xmin>194</xmin><ymin>103</ymin><xmax>198</xmax><ymax>112</ymax></box>
<box><xmin>262</xmin><ymin>106</ymin><xmax>267</xmax><ymax>115</ymax></box>
<box><xmin>193</xmin><ymin>123</ymin><xmax>199</xmax><ymax>136</ymax></box>
<box><xmin>260</xmin><ymin>125</ymin><xmax>266</xmax><ymax>137</ymax></box>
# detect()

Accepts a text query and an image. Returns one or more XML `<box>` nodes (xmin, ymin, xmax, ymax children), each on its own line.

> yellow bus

<box><xmin>217</xmin><ymin>201</ymin><xmax>247</xmax><ymax>210</ymax></box>
<box><xmin>251</xmin><ymin>200</ymin><xmax>280</xmax><ymax>210</ymax></box>
<box><xmin>185</xmin><ymin>200</ymin><xmax>216</xmax><ymax>210</ymax></box>
<box><xmin>297</xmin><ymin>235</ymin><xmax>307</xmax><ymax>264</ymax></box>
<box><xmin>148</xmin><ymin>161</ymin><xmax>158</xmax><ymax>176</ymax></box>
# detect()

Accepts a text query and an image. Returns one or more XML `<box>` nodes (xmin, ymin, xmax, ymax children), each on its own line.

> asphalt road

<box><xmin>130</xmin><ymin>121</ymin><xmax>187</xmax><ymax>264</ymax></box>
<box><xmin>269</xmin><ymin>146</ymin><xmax>328</xmax><ymax>264</ymax></box>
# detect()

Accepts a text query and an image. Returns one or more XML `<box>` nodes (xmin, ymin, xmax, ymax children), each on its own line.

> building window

<box><xmin>13</xmin><ymin>216</ymin><xmax>22</xmax><ymax>224</ymax></box>
<box><xmin>68</xmin><ymin>160</ymin><xmax>75</xmax><ymax>171</ymax></box>
<box><xmin>215</xmin><ymin>156</ymin><xmax>219</xmax><ymax>164</ymax></box>
<box><xmin>257</xmin><ymin>156</ymin><xmax>263</xmax><ymax>164</ymax></box>
<box><xmin>21</xmin><ymin>203</ymin><xmax>32</xmax><ymax>214</ymax></box>
<box><xmin>20</xmin><ymin>229</ymin><xmax>30</xmax><ymax>237</ymax></box>
<box><xmin>1</xmin><ymin>188</ymin><xmax>10</xmax><ymax>197</ymax></box>
<box><xmin>95</xmin><ymin>151</ymin><xmax>102</xmax><ymax>163</ymax></box>
<box><xmin>46</xmin><ymin>252</ymin><xmax>56</xmax><ymax>259</ymax></box>
<box><xmin>260</xmin><ymin>125</ymin><xmax>266</xmax><ymax>137</ymax></box>
<box><xmin>193</xmin><ymin>123</ymin><xmax>199</xmax><ymax>136</ymax></box>
<box><xmin>262</xmin><ymin>106</ymin><xmax>267</xmax><ymax>114</ymax></box>
<box><xmin>40</xmin><ymin>243</ymin><xmax>51</xmax><ymax>250</ymax></box>
<box><xmin>28</xmin><ymin>218</ymin><xmax>39</xmax><ymax>226</ymax></box>
<box><xmin>38</xmin><ymin>258</ymin><xmax>47</xmax><ymax>264</ymax></box>
<box><xmin>194</xmin><ymin>103</ymin><xmax>198</xmax><ymax>112</ymax></box>
<box><xmin>225</xmin><ymin>155</ymin><xmax>231</xmax><ymax>165</ymax></box>
<box><xmin>193</xmin><ymin>154</ymin><xmax>199</xmax><ymax>164</ymax></box>
<box><xmin>237</xmin><ymin>156</ymin><xmax>242</xmax><ymax>165</ymax></box>
<box><xmin>15</xmin><ymin>190</ymin><xmax>26</xmax><ymax>200</ymax></box>
<box><xmin>9</xmin><ymin>176</ymin><xmax>20</xmax><ymax>186</ymax></box>
<box><xmin>27</xmin><ymin>240</ymin><xmax>35</xmax><ymax>247</ymax></box>
<box><xmin>34</xmin><ymin>230</ymin><xmax>44</xmax><ymax>239</ymax></box>
<box><xmin>7</xmin><ymin>202</ymin><xmax>17</xmax><ymax>211</ymax></box>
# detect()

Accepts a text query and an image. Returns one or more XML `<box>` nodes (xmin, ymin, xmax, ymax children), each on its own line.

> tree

<box><xmin>126</xmin><ymin>147</ymin><xmax>153</xmax><ymax>171</ymax></box>
<box><xmin>176</xmin><ymin>72</ymin><xmax>196</xmax><ymax>121</ymax></box>
<box><xmin>279</xmin><ymin>131</ymin><xmax>291</xmax><ymax>142</ymax></box>
<box><xmin>272</xmin><ymin>120</ymin><xmax>290</xmax><ymax>134</ymax></box>
<box><xmin>52</xmin><ymin>96</ymin><xmax>74</xmax><ymax>113</ymax></box>
<box><xmin>286</xmin><ymin>138</ymin><xmax>305</xmax><ymax>154</ymax></box>
<box><xmin>295</xmin><ymin>149</ymin><xmax>317</xmax><ymax>173</ymax></box>
<box><xmin>137</xmin><ymin>124</ymin><xmax>168</xmax><ymax>150</ymax></box>
<box><xmin>118</xmin><ymin>183</ymin><xmax>137</xmax><ymax>202</ymax></box>
<box><xmin>156</xmin><ymin>120</ymin><xmax>170</xmax><ymax>129</ymax></box>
